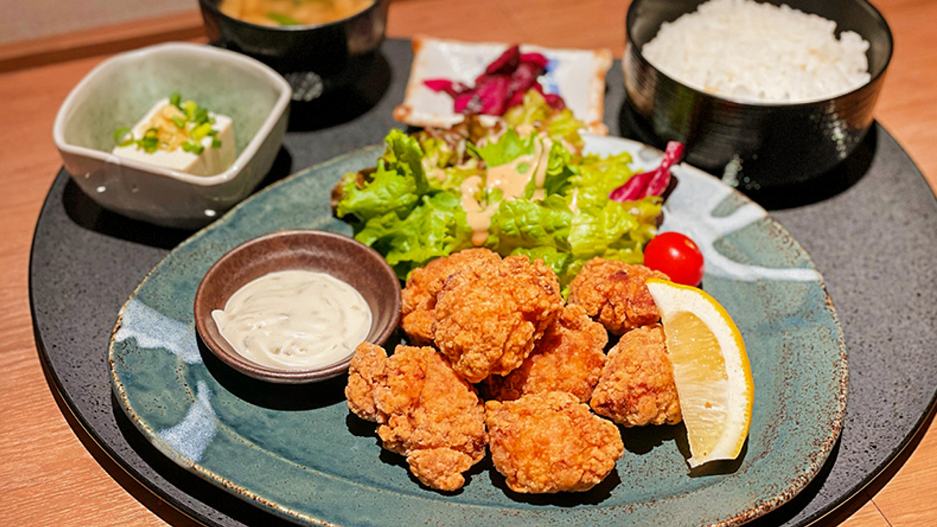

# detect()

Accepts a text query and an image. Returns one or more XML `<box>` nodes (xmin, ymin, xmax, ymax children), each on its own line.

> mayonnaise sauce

<box><xmin>460</xmin><ymin>175</ymin><xmax>496</xmax><ymax>246</ymax></box>
<box><xmin>211</xmin><ymin>269</ymin><xmax>372</xmax><ymax>370</ymax></box>
<box><xmin>460</xmin><ymin>137</ymin><xmax>556</xmax><ymax>245</ymax></box>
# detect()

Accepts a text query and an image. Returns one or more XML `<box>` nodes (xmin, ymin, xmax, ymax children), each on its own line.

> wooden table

<box><xmin>1</xmin><ymin>1</ymin><xmax>935</xmax><ymax>525</ymax></box>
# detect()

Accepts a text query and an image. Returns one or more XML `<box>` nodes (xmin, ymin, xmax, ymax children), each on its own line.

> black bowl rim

<box><xmin>198</xmin><ymin>0</ymin><xmax>386</xmax><ymax>33</ymax></box>
<box><xmin>193</xmin><ymin>229</ymin><xmax>401</xmax><ymax>384</ymax></box>
<box><xmin>624</xmin><ymin>0</ymin><xmax>894</xmax><ymax>109</ymax></box>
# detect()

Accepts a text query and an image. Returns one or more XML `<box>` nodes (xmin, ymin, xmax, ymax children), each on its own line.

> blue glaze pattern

<box><xmin>109</xmin><ymin>138</ymin><xmax>846</xmax><ymax>527</ymax></box>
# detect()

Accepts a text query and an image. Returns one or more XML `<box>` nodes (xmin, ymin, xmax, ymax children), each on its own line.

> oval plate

<box><xmin>109</xmin><ymin>136</ymin><xmax>846</xmax><ymax>527</ymax></box>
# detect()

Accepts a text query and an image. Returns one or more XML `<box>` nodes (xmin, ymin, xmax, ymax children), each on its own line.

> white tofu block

<box><xmin>112</xmin><ymin>98</ymin><xmax>236</xmax><ymax>176</ymax></box>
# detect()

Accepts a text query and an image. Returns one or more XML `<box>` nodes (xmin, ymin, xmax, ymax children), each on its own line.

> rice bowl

<box><xmin>623</xmin><ymin>0</ymin><xmax>892</xmax><ymax>189</ymax></box>
<box><xmin>642</xmin><ymin>0</ymin><xmax>872</xmax><ymax>104</ymax></box>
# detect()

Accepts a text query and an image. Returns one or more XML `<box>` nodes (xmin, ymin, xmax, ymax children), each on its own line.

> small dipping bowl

<box><xmin>623</xmin><ymin>0</ymin><xmax>893</xmax><ymax>190</ymax></box>
<box><xmin>194</xmin><ymin>230</ymin><xmax>401</xmax><ymax>383</ymax></box>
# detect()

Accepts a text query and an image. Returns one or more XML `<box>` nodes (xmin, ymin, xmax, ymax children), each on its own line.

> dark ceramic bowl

<box><xmin>624</xmin><ymin>0</ymin><xmax>892</xmax><ymax>190</ymax></box>
<box><xmin>198</xmin><ymin>0</ymin><xmax>389</xmax><ymax>101</ymax></box>
<box><xmin>194</xmin><ymin>230</ymin><xmax>401</xmax><ymax>383</ymax></box>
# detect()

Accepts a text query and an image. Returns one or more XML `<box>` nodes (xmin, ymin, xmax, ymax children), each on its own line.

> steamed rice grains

<box><xmin>641</xmin><ymin>0</ymin><xmax>871</xmax><ymax>103</ymax></box>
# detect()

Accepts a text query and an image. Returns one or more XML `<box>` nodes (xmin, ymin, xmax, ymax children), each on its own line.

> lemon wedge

<box><xmin>645</xmin><ymin>278</ymin><xmax>753</xmax><ymax>468</ymax></box>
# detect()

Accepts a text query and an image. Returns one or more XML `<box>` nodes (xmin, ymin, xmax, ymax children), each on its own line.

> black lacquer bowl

<box><xmin>198</xmin><ymin>0</ymin><xmax>389</xmax><ymax>101</ymax></box>
<box><xmin>624</xmin><ymin>0</ymin><xmax>892</xmax><ymax>190</ymax></box>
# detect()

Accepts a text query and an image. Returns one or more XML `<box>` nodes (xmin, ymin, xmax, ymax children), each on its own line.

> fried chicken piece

<box><xmin>482</xmin><ymin>304</ymin><xmax>607</xmax><ymax>403</ymax></box>
<box><xmin>485</xmin><ymin>391</ymin><xmax>623</xmax><ymax>493</ymax></box>
<box><xmin>400</xmin><ymin>248</ymin><xmax>501</xmax><ymax>345</ymax></box>
<box><xmin>345</xmin><ymin>342</ymin><xmax>488</xmax><ymax>491</ymax></box>
<box><xmin>590</xmin><ymin>325</ymin><xmax>682</xmax><ymax>427</ymax></box>
<box><xmin>433</xmin><ymin>254</ymin><xmax>564</xmax><ymax>383</ymax></box>
<box><xmin>567</xmin><ymin>258</ymin><xmax>668</xmax><ymax>335</ymax></box>
<box><xmin>345</xmin><ymin>341</ymin><xmax>387</xmax><ymax>422</ymax></box>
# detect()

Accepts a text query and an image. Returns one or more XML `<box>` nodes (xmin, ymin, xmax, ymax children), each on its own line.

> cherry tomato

<box><xmin>643</xmin><ymin>231</ymin><xmax>704</xmax><ymax>287</ymax></box>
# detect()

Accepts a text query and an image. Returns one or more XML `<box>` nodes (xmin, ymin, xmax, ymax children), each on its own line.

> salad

<box><xmin>332</xmin><ymin>92</ymin><xmax>666</xmax><ymax>287</ymax></box>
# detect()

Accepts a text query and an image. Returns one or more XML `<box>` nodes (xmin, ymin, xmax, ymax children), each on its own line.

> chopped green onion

<box><xmin>183</xmin><ymin>100</ymin><xmax>198</xmax><ymax>121</ymax></box>
<box><xmin>516</xmin><ymin>162</ymin><xmax>531</xmax><ymax>174</ymax></box>
<box><xmin>113</xmin><ymin>94</ymin><xmax>220</xmax><ymax>155</ymax></box>
<box><xmin>190</xmin><ymin>122</ymin><xmax>213</xmax><ymax>141</ymax></box>
<box><xmin>114</xmin><ymin>127</ymin><xmax>133</xmax><ymax>146</ymax></box>
<box><xmin>193</xmin><ymin>107</ymin><xmax>210</xmax><ymax>126</ymax></box>
<box><xmin>139</xmin><ymin>128</ymin><xmax>160</xmax><ymax>152</ymax></box>
<box><xmin>182</xmin><ymin>141</ymin><xmax>205</xmax><ymax>155</ymax></box>
<box><xmin>267</xmin><ymin>12</ymin><xmax>302</xmax><ymax>25</ymax></box>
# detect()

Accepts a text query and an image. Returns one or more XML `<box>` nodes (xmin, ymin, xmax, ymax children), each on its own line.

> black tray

<box><xmin>30</xmin><ymin>38</ymin><xmax>937</xmax><ymax>527</ymax></box>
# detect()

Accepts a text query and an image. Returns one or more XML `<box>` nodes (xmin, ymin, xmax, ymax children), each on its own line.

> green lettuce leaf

<box><xmin>467</xmin><ymin>128</ymin><xmax>535</xmax><ymax>167</ymax></box>
<box><xmin>354</xmin><ymin>191</ymin><xmax>473</xmax><ymax>279</ymax></box>
<box><xmin>488</xmin><ymin>195</ymin><xmax>573</xmax><ymax>255</ymax></box>
<box><xmin>543</xmin><ymin>141</ymin><xmax>578</xmax><ymax>197</ymax></box>
<box><xmin>574</xmin><ymin>151</ymin><xmax>637</xmax><ymax>210</ymax></box>
<box><xmin>334</xmin><ymin>130</ymin><xmax>432</xmax><ymax>223</ymax></box>
<box><xmin>504</xmin><ymin>90</ymin><xmax>584</xmax><ymax>150</ymax></box>
<box><xmin>509</xmin><ymin>245</ymin><xmax>571</xmax><ymax>279</ymax></box>
<box><xmin>568</xmin><ymin>201</ymin><xmax>641</xmax><ymax>261</ymax></box>
<box><xmin>334</xmin><ymin>160</ymin><xmax>421</xmax><ymax>223</ymax></box>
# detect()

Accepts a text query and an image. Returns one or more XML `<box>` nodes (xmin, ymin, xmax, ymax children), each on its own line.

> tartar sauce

<box><xmin>211</xmin><ymin>269</ymin><xmax>372</xmax><ymax>370</ymax></box>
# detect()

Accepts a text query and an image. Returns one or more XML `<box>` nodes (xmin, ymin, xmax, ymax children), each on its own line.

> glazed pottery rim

<box><xmin>199</xmin><ymin>0</ymin><xmax>385</xmax><ymax>33</ymax></box>
<box><xmin>624</xmin><ymin>0</ymin><xmax>894</xmax><ymax>108</ymax></box>
<box><xmin>193</xmin><ymin>229</ymin><xmax>401</xmax><ymax>383</ymax></box>
<box><xmin>52</xmin><ymin>42</ymin><xmax>292</xmax><ymax>187</ymax></box>
<box><xmin>109</xmin><ymin>138</ymin><xmax>848</xmax><ymax>526</ymax></box>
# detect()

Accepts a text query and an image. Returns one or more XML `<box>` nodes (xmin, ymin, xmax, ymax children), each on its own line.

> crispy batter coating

<box><xmin>590</xmin><ymin>325</ymin><xmax>682</xmax><ymax>427</ymax></box>
<box><xmin>400</xmin><ymin>248</ymin><xmax>501</xmax><ymax>344</ymax></box>
<box><xmin>485</xmin><ymin>391</ymin><xmax>623</xmax><ymax>493</ymax></box>
<box><xmin>482</xmin><ymin>304</ymin><xmax>607</xmax><ymax>403</ymax></box>
<box><xmin>567</xmin><ymin>258</ymin><xmax>669</xmax><ymax>335</ymax></box>
<box><xmin>345</xmin><ymin>341</ymin><xmax>387</xmax><ymax>422</ymax></box>
<box><xmin>433</xmin><ymin>254</ymin><xmax>564</xmax><ymax>383</ymax></box>
<box><xmin>345</xmin><ymin>342</ymin><xmax>488</xmax><ymax>491</ymax></box>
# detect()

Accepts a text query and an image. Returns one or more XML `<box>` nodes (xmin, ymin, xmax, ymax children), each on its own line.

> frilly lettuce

<box><xmin>354</xmin><ymin>191</ymin><xmax>473</xmax><ymax>280</ymax></box>
<box><xmin>467</xmin><ymin>128</ymin><xmax>535</xmax><ymax>167</ymax></box>
<box><xmin>504</xmin><ymin>90</ymin><xmax>584</xmax><ymax>151</ymax></box>
<box><xmin>334</xmin><ymin>124</ymin><xmax>662</xmax><ymax>284</ymax></box>
<box><xmin>334</xmin><ymin>130</ymin><xmax>428</xmax><ymax>223</ymax></box>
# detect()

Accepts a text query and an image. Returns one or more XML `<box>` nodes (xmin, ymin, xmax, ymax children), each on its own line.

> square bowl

<box><xmin>53</xmin><ymin>42</ymin><xmax>292</xmax><ymax>229</ymax></box>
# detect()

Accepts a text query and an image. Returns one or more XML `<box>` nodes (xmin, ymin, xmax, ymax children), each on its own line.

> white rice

<box><xmin>641</xmin><ymin>0</ymin><xmax>871</xmax><ymax>103</ymax></box>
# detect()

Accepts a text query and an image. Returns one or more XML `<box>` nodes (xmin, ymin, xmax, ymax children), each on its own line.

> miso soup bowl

<box><xmin>623</xmin><ymin>0</ymin><xmax>892</xmax><ymax>190</ymax></box>
<box><xmin>198</xmin><ymin>0</ymin><xmax>389</xmax><ymax>101</ymax></box>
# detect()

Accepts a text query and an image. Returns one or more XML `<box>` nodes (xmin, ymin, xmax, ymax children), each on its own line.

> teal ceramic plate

<box><xmin>109</xmin><ymin>136</ymin><xmax>846</xmax><ymax>527</ymax></box>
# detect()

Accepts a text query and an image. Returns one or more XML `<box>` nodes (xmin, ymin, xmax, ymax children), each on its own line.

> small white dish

<box><xmin>53</xmin><ymin>42</ymin><xmax>292</xmax><ymax>229</ymax></box>
<box><xmin>393</xmin><ymin>35</ymin><xmax>613</xmax><ymax>135</ymax></box>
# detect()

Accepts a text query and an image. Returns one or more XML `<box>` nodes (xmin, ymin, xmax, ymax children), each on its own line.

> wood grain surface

<box><xmin>1</xmin><ymin>0</ymin><xmax>935</xmax><ymax>525</ymax></box>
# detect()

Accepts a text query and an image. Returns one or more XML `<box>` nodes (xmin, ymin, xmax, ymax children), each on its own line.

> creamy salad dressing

<box><xmin>211</xmin><ymin>269</ymin><xmax>372</xmax><ymax>370</ymax></box>
<box><xmin>461</xmin><ymin>137</ymin><xmax>554</xmax><ymax>245</ymax></box>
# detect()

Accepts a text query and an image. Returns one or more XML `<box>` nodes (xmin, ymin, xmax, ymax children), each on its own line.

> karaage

<box><xmin>433</xmin><ymin>254</ymin><xmax>563</xmax><ymax>383</ymax></box>
<box><xmin>399</xmin><ymin>248</ymin><xmax>501</xmax><ymax>345</ymax></box>
<box><xmin>590</xmin><ymin>324</ymin><xmax>682</xmax><ymax>427</ymax></box>
<box><xmin>482</xmin><ymin>304</ymin><xmax>607</xmax><ymax>403</ymax></box>
<box><xmin>567</xmin><ymin>258</ymin><xmax>668</xmax><ymax>335</ymax></box>
<box><xmin>485</xmin><ymin>391</ymin><xmax>623</xmax><ymax>493</ymax></box>
<box><xmin>345</xmin><ymin>342</ymin><xmax>488</xmax><ymax>491</ymax></box>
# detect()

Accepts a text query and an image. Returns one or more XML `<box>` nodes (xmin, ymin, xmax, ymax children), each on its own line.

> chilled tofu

<box><xmin>112</xmin><ymin>98</ymin><xmax>236</xmax><ymax>176</ymax></box>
